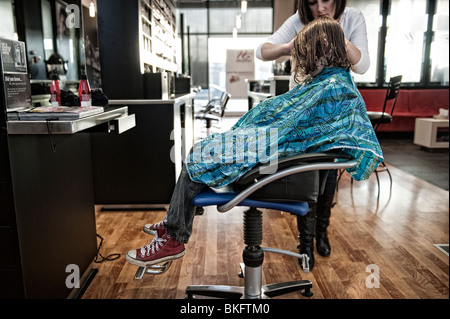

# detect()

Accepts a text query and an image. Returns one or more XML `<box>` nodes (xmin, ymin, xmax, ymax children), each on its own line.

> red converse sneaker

<box><xmin>126</xmin><ymin>232</ymin><xmax>185</xmax><ymax>267</ymax></box>
<box><xmin>143</xmin><ymin>220</ymin><xmax>166</xmax><ymax>237</ymax></box>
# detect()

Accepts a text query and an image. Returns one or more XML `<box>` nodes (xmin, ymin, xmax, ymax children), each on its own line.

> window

<box><xmin>347</xmin><ymin>0</ymin><xmax>380</xmax><ymax>84</ymax></box>
<box><xmin>177</xmin><ymin>0</ymin><xmax>448</xmax><ymax>89</ymax></box>
<box><xmin>385</xmin><ymin>0</ymin><xmax>427</xmax><ymax>83</ymax></box>
<box><xmin>179</xmin><ymin>8</ymin><xmax>207</xmax><ymax>33</ymax></box>
<box><xmin>177</xmin><ymin>2</ymin><xmax>273</xmax><ymax>90</ymax></box>
<box><xmin>430</xmin><ymin>0</ymin><xmax>449</xmax><ymax>84</ymax></box>
<box><xmin>209</xmin><ymin>7</ymin><xmax>272</xmax><ymax>33</ymax></box>
<box><xmin>208</xmin><ymin>36</ymin><xmax>273</xmax><ymax>89</ymax></box>
<box><xmin>189</xmin><ymin>35</ymin><xmax>209</xmax><ymax>88</ymax></box>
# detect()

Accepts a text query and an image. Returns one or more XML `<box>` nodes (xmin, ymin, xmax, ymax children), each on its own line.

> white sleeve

<box><xmin>256</xmin><ymin>13</ymin><xmax>302</xmax><ymax>61</ymax></box>
<box><xmin>351</xmin><ymin>50</ymin><xmax>370</xmax><ymax>74</ymax></box>
<box><xmin>346</xmin><ymin>10</ymin><xmax>370</xmax><ymax>74</ymax></box>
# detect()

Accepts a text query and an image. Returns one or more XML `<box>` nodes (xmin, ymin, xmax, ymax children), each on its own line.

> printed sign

<box><xmin>226</xmin><ymin>49</ymin><xmax>255</xmax><ymax>99</ymax></box>
<box><xmin>3</xmin><ymin>73</ymin><xmax>32</xmax><ymax>110</ymax></box>
<box><xmin>0</xmin><ymin>37</ymin><xmax>32</xmax><ymax>111</ymax></box>
<box><xmin>0</xmin><ymin>38</ymin><xmax>27</xmax><ymax>74</ymax></box>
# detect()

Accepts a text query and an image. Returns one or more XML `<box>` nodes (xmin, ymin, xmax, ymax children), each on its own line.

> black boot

<box><xmin>315</xmin><ymin>194</ymin><xmax>334</xmax><ymax>257</ymax></box>
<box><xmin>297</xmin><ymin>206</ymin><xmax>316</xmax><ymax>271</ymax></box>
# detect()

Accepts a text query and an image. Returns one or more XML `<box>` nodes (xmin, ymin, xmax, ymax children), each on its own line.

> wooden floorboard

<box><xmin>82</xmin><ymin>164</ymin><xmax>449</xmax><ymax>299</ymax></box>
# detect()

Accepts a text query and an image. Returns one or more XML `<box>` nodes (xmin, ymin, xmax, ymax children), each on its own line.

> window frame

<box><xmin>177</xmin><ymin>0</ymin><xmax>449</xmax><ymax>89</ymax></box>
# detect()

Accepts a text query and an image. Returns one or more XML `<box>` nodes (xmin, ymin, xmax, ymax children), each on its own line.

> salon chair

<box><xmin>366</xmin><ymin>75</ymin><xmax>402</xmax><ymax>200</ymax></box>
<box><xmin>337</xmin><ymin>75</ymin><xmax>402</xmax><ymax>201</ymax></box>
<box><xmin>185</xmin><ymin>152</ymin><xmax>357</xmax><ymax>299</ymax></box>
<box><xmin>195</xmin><ymin>91</ymin><xmax>231</xmax><ymax>136</ymax></box>
<box><xmin>131</xmin><ymin>152</ymin><xmax>356</xmax><ymax>297</ymax></box>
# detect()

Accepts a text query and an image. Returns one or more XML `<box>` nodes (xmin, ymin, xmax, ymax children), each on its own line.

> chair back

<box><xmin>218</xmin><ymin>92</ymin><xmax>231</xmax><ymax>118</ymax></box>
<box><xmin>233</xmin><ymin>152</ymin><xmax>350</xmax><ymax>203</ymax></box>
<box><xmin>199</xmin><ymin>89</ymin><xmax>230</xmax><ymax>117</ymax></box>
<box><xmin>383</xmin><ymin>75</ymin><xmax>402</xmax><ymax>117</ymax></box>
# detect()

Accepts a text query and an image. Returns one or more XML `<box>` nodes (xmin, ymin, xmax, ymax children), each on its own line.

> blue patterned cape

<box><xmin>186</xmin><ymin>67</ymin><xmax>383</xmax><ymax>188</ymax></box>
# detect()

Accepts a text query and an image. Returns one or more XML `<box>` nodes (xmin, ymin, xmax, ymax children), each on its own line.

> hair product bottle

<box><xmin>50</xmin><ymin>71</ymin><xmax>61</xmax><ymax>107</ymax></box>
<box><xmin>78</xmin><ymin>69</ymin><xmax>91</xmax><ymax>107</ymax></box>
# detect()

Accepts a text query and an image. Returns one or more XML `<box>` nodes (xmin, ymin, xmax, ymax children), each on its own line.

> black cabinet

<box><xmin>1</xmin><ymin>133</ymin><xmax>98</xmax><ymax>298</ymax></box>
<box><xmin>91</xmin><ymin>95</ymin><xmax>194</xmax><ymax>206</ymax></box>
<box><xmin>1</xmin><ymin>105</ymin><xmax>134</xmax><ymax>298</ymax></box>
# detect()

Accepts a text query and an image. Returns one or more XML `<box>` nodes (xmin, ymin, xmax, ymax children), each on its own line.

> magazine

<box><xmin>7</xmin><ymin>106</ymin><xmax>104</xmax><ymax>121</ymax></box>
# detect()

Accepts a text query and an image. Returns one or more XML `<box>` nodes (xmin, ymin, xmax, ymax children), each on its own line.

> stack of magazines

<box><xmin>7</xmin><ymin>106</ymin><xmax>104</xmax><ymax>121</ymax></box>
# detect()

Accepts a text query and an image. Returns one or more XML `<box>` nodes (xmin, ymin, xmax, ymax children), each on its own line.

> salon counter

<box><xmin>6</xmin><ymin>106</ymin><xmax>134</xmax><ymax>135</ymax></box>
<box><xmin>247</xmin><ymin>76</ymin><xmax>290</xmax><ymax>110</ymax></box>
<box><xmin>2</xmin><ymin>106</ymin><xmax>135</xmax><ymax>298</ymax></box>
<box><xmin>90</xmin><ymin>93</ymin><xmax>195</xmax><ymax>208</ymax></box>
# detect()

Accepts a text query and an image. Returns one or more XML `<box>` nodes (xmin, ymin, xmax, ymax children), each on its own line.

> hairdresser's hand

<box><xmin>345</xmin><ymin>37</ymin><xmax>362</xmax><ymax>66</ymax></box>
<box><xmin>261</xmin><ymin>39</ymin><xmax>295</xmax><ymax>61</ymax></box>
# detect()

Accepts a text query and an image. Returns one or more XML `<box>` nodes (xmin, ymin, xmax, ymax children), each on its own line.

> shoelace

<box><xmin>152</xmin><ymin>220</ymin><xmax>165</xmax><ymax>229</ymax></box>
<box><xmin>140</xmin><ymin>236</ymin><xmax>167</xmax><ymax>257</ymax></box>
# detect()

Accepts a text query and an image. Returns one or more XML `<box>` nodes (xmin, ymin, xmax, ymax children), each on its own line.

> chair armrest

<box><xmin>217</xmin><ymin>159</ymin><xmax>357</xmax><ymax>212</ymax></box>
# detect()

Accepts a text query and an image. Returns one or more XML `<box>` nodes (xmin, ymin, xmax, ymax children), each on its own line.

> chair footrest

<box><xmin>134</xmin><ymin>261</ymin><xmax>173</xmax><ymax>279</ymax></box>
<box><xmin>261</xmin><ymin>247</ymin><xmax>310</xmax><ymax>273</ymax></box>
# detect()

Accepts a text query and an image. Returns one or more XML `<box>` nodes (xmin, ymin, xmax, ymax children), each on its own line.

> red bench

<box><xmin>359</xmin><ymin>89</ymin><xmax>449</xmax><ymax>132</ymax></box>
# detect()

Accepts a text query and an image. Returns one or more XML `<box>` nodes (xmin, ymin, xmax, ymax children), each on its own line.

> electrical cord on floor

<box><xmin>94</xmin><ymin>234</ymin><xmax>121</xmax><ymax>263</ymax></box>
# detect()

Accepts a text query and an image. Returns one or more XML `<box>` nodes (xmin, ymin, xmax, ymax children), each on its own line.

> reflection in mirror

<box><xmin>53</xmin><ymin>0</ymin><xmax>79</xmax><ymax>82</ymax></box>
<box><xmin>41</xmin><ymin>0</ymin><xmax>54</xmax><ymax>62</ymax></box>
<box><xmin>0</xmin><ymin>0</ymin><xmax>16</xmax><ymax>39</ymax></box>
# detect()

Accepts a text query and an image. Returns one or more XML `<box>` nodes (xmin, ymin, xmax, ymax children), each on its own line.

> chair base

<box><xmin>186</xmin><ymin>280</ymin><xmax>313</xmax><ymax>299</ymax></box>
<box><xmin>186</xmin><ymin>262</ymin><xmax>313</xmax><ymax>299</ymax></box>
<box><xmin>186</xmin><ymin>208</ymin><xmax>314</xmax><ymax>299</ymax></box>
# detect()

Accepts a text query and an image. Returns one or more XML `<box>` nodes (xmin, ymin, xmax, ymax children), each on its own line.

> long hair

<box><xmin>297</xmin><ymin>0</ymin><xmax>347</xmax><ymax>25</ymax></box>
<box><xmin>292</xmin><ymin>16</ymin><xmax>351</xmax><ymax>79</ymax></box>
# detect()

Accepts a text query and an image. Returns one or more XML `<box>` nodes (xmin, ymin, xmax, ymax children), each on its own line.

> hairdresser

<box><xmin>256</xmin><ymin>0</ymin><xmax>370</xmax><ymax>271</ymax></box>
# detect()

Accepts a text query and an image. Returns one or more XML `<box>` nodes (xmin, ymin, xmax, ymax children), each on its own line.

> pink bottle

<box><xmin>50</xmin><ymin>71</ymin><xmax>61</xmax><ymax>107</ymax></box>
<box><xmin>78</xmin><ymin>69</ymin><xmax>91</xmax><ymax>107</ymax></box>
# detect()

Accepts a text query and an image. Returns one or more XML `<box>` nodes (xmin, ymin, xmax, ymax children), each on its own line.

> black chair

<box><xmin>367</xmin><ymin>75</ymin><xmax>402</xmax><ymax>131</ymax></box>
<box><xmin>195</xmin><ymin>90</ymin><xmax>231</xmax><ymax>136</ymax></box>
<box><xmin>337</xmin><ymin>75</ymin><xmax>402</xmax><ymax>201</ymax></box>
<box><xmin>366</xmin><ymin>75</ymin><xmax>402</xmax><ymax>200</ymax></box>
<box><xmin>184</xmin><ymin>152</ymin><xmax>357</xmax><ymax>299</ymax></box>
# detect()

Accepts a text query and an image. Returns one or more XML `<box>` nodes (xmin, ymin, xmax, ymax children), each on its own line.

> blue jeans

<box><xmin>164</xmin><ymin>165</ymin><xmax>207</xmax><ymax>244</ymax></box>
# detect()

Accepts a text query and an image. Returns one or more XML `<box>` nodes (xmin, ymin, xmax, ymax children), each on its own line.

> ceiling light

<box><xmin>89</xmin><ymin>1</ymin><xmax>96</xmax><ymax>17</ymax></box>
<box><xmin>236</xmin><ymin>15</ymin><xmax>242</xmax><ymax>29</ymax></box>
<box><xmin>241</xmin><ymin>0</ymin><xmax>247</xmax><ymax>13</ymax></box>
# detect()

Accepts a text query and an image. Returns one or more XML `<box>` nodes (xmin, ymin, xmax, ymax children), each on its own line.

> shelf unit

<box><xmin>97</xmin><ymin>0</ymin><xmax>178</xmax><ymax>99</ymax></box>
<box><xmin>139</xmin><ymin>0</ymin><xmax>177</xmax><ymax>73</ymax></box>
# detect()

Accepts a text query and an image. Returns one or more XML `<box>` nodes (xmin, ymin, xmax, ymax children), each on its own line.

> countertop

<box><xmin>6</xmin><ymin>106</ymin><xmax>133</xmax><ymax>135</ymax></box>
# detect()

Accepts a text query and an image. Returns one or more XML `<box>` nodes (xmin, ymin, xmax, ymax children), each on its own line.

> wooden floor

<box><xmin>82</xmin><ymin>164</ymin><xmax>449</xmax><ymax>299</ymax></box>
